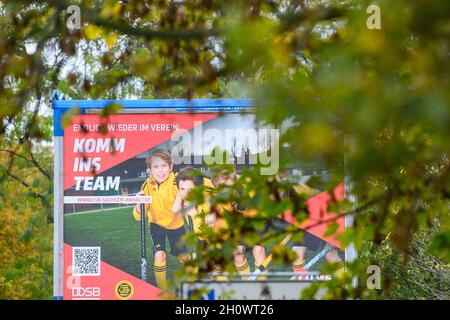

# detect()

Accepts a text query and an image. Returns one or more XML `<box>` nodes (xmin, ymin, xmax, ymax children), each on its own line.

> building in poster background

<box><xmin>52</xmin><ymin>99</ymin><xmax>352</xmax><ymax>300</ymax></box>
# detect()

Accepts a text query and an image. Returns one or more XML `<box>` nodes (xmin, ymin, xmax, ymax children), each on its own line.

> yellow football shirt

<box><xmin>132</xmin><ymin>172</ymin><xmax>183</xmax><ymax>230</ymax></box>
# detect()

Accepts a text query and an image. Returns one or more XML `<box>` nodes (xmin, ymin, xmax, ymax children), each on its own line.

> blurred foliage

<box><xmin>359</xmin><ymin>224</ymin><xmax>449</xmax><ymax>299</ymax></box>
<box><xmin>0</xmin><ymin>0</ymin><xmax>449</xmax><ymax>299</ymax></box>
<box><xmin>0</xmin><ymin>149</ymin><xmax>53</xmax><ymax>299</ymax></box>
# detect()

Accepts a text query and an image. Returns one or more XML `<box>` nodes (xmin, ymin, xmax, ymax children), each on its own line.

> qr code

<box><xmin>72</xmin><ymin>247</ymin><xmax>101</xmax><ymax>276</ymax></box>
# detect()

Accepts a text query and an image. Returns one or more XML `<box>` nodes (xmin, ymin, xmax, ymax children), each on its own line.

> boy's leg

<box><xmin>234</xmin><ymin>245</ymin><xmax>251</xmax><ymax>280</ymax></box>
<box><xmin>291</xmin><ymin>231</ymin><xmax>321</xmax><ymax>279</ymax></box>
<box><xmin>209</xmin><ymin>262</ymin><xmax>228</xmax><ymax>281</ymax></box>
<box><xmin>168</xmin><ymin>225</ymin><xmax>202</xmax><ymax>280</ymax></box>
<box><xmin>325</xmin><ymin>248</ymin><xmax>342</xmax><ymax>263</ymax></box>
<box><xmin>167</xmin><ymin>225</ymin><xmax>189</xmax><ymax>262</ymax></box>
<box><xmin>325</xmin><ymin>248</ymin><xmax>345</xmax><ymax>277</ymax></box>
<box><xmin>150</xmin><ymin>223</ymin><xmax>168</xmax><ymax>289</ymax></box>
<box><xmin>253</xmin><ymin>223</ymin><xmax>271</xmax><ymax>280</ymax></box>
<box><xmin>154</xmin><ymin>251</ymin><xmax>168</xmax><ymax>289</ymax></box>
<box><xmin>253</xmin><ymin>245</ymin><xmax>268</xmax><ymax>280</ymax></box>
<box><xmin>291</xmin><ymin>246</ymin><xmax>307</xmax><ymax>279</ymax></box>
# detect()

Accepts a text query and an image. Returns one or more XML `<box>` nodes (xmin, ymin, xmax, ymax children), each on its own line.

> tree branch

<box><xmin>82</xmin><ymin>8</ymin><xmax>217</xmax><ymax>40</ymax></box>
<box><xmin>278</xmin><ymin>5</ymin><xmax>345</xmax><ymax>32</ymax></box>
<box><xmin>0</xmin><ymin>149</ymin><xmax>51</xmax><ymax>181</ymax></box>
<box><xmin>3</xmin><ymin>170</ymin><xmax>52</xmax><ymax>223</ymax></box>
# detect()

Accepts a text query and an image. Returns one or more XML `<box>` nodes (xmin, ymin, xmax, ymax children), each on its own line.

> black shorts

<box><xmin>149</xmin><ymin>223</ymin><xmax>188</xmax><ymax>256</ymax></box>
<box><xmin>268</xmin><ymin>218</ymin><xmax>322</xmax><ymax>251</ymax></box>
<box><xmin>238</xmin><ymin>223</ymin><xmax>272</xmax><ymax>248</ymax></box>
<box><xmin>291</xmin><ymin>229</ymin><xmax>322</xmax><ymax>251</ymax></box>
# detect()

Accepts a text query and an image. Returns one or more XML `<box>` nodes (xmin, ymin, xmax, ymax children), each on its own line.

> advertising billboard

<box><xmin>53</xmin><ymin>99</ymin><xmax>347</xmax><ymax>300</ymax></box>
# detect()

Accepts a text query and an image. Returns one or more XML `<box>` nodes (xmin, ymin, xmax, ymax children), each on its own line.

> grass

<box><xmin>64</xmin><ymin>207</ymin><xmax>327</xmax><ymax>288</ymax></box>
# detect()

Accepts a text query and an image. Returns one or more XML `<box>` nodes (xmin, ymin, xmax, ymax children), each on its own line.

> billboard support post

<box><xmin>53</xmin><ymin>105</ymin><xmax>64</xmax><ymax>300</ymax></box>
<box><xmin>140</xmin><ymin>202</ymin><xmax>147</xmax><ymax>282</ymax></box>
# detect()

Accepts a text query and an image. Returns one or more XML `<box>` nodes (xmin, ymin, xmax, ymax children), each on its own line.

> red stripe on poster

<box><xmin>283</xmin><ymin>183</ymin><xmax>345</xmax><ymax>249</ymax></box>
<box><xmin>64</xmin><ymin>113</ymin><xmax>218</xmax><ymax>190</ymax></box>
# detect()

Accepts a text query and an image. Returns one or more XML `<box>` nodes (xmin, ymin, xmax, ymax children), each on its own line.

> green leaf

<box><xmin>323</xmin><ymin>222</ymin><xmax>340</xmax><ymax>237</ymax></box>
<box><xmin>61</xmin><ymin>106</ymin><xmax>80</xmax><ymax>128</ymax></box>
<box><xmin>428</xmin><ymin>231</ymin><xmax>450</xmax><ymax>264</ymax></box>
<box><xmin>84</xmin><ymin>24</ymin><xmax>102</xmax><ymax>41</ymax></box>
<box><xmin>99</xmin><ymin>102</ymin><xmax>123</xmax><ymax>117</ymax></box>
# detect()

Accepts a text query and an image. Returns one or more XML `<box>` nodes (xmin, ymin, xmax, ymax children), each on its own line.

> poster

<box><xmin>56</xmin><ymin>105</ymin><xmax>346</xmax><ymax>300</ymax></box>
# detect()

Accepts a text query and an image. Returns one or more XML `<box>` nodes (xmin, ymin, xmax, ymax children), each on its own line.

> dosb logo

<box><xmin>115</xmin><ymin>280</ymin><xmax>134</xmax><ymax>300</ymax></box>
<box><xmin>72</xmin><ymin>287</ymin><xmax>101</xmax><ymax>298</ymax></box>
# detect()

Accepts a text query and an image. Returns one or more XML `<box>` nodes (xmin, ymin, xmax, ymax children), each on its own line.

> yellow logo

<box><xmin>115</xmin><ymin>280</ymin><xmax>134</xmax><ymax>300</ymax></box>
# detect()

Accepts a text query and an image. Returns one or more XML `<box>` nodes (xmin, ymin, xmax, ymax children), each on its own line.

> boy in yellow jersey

<box><xmin>172</xmin><ymin>167</ymin><xmax>214</xmax><ymax>241</ymax></box>
<box><xmin>211</xmin><ymin>169</ymin><xmax>268</xmax><ymax>280</ymax></box>
<box><xmin>172</xmin><ymin>167</ymin><xmax>228</xmax><ymax>280</ymax></box>
<box><xmin>133</xmin><ymin>149</ymin><xmax>187</xmax><ymax>289</ymax></box>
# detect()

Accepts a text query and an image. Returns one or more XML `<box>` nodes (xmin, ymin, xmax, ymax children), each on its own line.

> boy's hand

<box><xmin>135</xmin><ymin>191</ymin><xmax>146</xmax><ymax>213</ymax></box>
<box><xmin>205</xmin><ymin>213</ymin><xmax>216</xmax><ymax>227</ymax></box>
<box><xmin>179</xmin><ymin>188</ymin><xmax>190</xmax><ymax>200</ymax></box>
<box><xmin>172</xmin><ymin>191</ymin><xmax>184</xmax><ymax>214</ymax></box>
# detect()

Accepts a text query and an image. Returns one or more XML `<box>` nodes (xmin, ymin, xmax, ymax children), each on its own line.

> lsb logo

<box><xmin>115</xmin><ymin>280</ymin><xmax>134</xmax><ymax>300</ymax></box>
<box><xmin>72</xmin><ymin>287</ymin><xmax>101</xmax><ymax>298</ymax></box>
